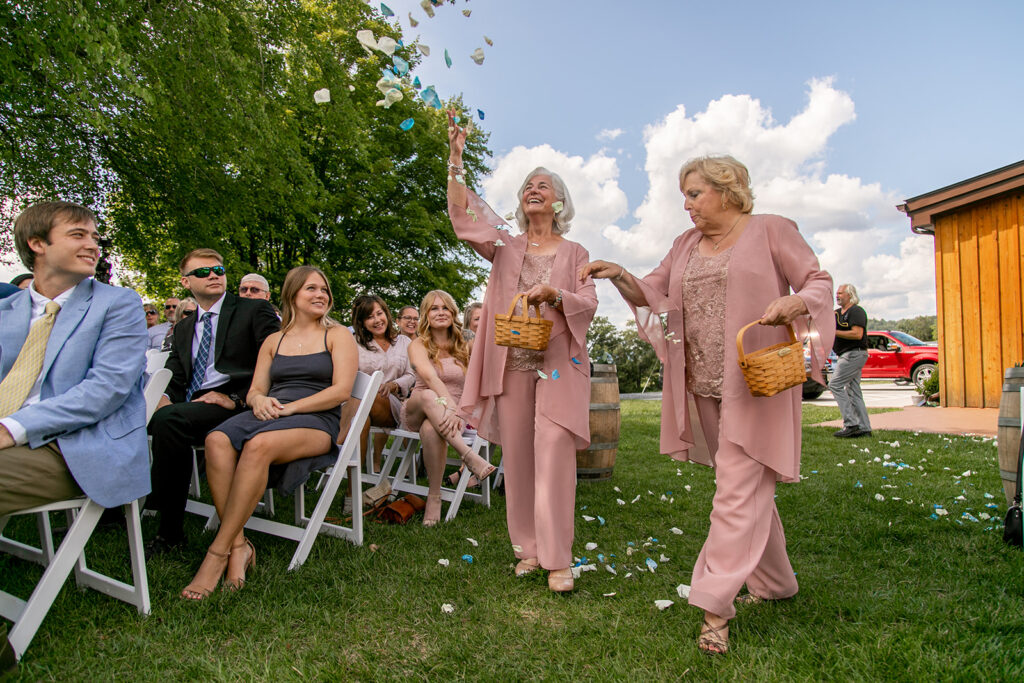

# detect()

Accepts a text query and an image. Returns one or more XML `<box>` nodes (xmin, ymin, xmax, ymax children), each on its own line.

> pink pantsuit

<box><xmin>449</xmin><ymin>191</ymin><xmax>597</xmax><ymax>569</ymax></box>
<box><xmin>630</xmin><ymin>215</ymin><xmax>834</xmax><ymax>619</ymax></box>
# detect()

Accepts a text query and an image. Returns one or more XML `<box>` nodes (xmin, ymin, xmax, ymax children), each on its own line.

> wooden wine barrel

<box><xmin>998</xmin><ymin>367</ymin><xmax>1024</xmax><ymax>504</ymax></box>
<box><xmin>576</xmin><ymin>364</ymin><xmax>620</xmax><ymax>481</ymax></box>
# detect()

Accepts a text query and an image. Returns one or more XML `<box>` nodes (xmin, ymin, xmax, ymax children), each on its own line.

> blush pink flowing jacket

<box><xmin>630</xmin><ymin>215</ymin><xmax>834</xmax><ymax>482</ymax></box>
<box><xmin>449</xmin><ymin>190</ymin><xmax>598</xmax><ymax>449</ymax></box>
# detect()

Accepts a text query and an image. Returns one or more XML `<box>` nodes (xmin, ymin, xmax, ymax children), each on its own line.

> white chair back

<box><xmin>145</xmin><ymin>349</ymin><xmax>170</xmax><ymax>375</ymax></box>
<box><xmin>144</xmin><ymin>368</ymin><xmax>172</xmax><ymax>423</ymax></box>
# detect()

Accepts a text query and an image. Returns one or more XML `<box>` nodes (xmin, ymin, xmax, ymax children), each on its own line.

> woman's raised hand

<box><xmin>447</xmin><ymin>109</ymin><xmax>469</xmax><ymax>160</ymax></box>
<box><xmin>578</xmin><ymin>260</ymin><xmax>622</xmax><ymax>282</ymax></box>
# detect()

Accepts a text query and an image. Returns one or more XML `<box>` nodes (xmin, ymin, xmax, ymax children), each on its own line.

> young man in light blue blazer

<box><xmin>0</xmin><ymin>201</ymin><xmax>149</xmax><ymax>517</ymax></box>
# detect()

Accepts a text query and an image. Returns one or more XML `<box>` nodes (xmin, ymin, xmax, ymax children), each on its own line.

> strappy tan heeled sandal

<box><xmin>697</xmin><ymin>618</ymin><xmax>729</xmax><ymax>655</ymax></box>
<box><xmin>460</xmin><ymin>450</ymin><xmax>496</xmax><ymax>483</ymax></box>
<box><xmin>181</xmin><ymin>548</ymin><xmax>230</xmax><ymax>600</ymax></box>
<box><xmin>224</xmin><ymin>539</ymin><xmax>256</xmax><ymax>591</ymax></box>
<box><xmin>735</xmin><ymin>593</ymin><xmax>765</xmax><ymax>606</ymax></box>
<box><xmin>422</xmin><ymin>494</ymin><xmax>442</xmax><ymax>527</ymax></box>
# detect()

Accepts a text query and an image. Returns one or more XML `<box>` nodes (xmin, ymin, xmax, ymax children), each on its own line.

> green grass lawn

<box><xmin>3</xmin><ymin>401</ymin><xmax>1023</xmax><ymax>680</ymax></box>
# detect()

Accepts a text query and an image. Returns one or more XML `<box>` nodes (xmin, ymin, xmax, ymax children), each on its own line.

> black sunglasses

<box><xmin>184</xmin><ymin>265</ymin><xmax>226</xmax><ymax>278</ymax></box>
<box><xmin>145</xmin><ymin>310</ymin><xmax>158</xmax><ymax>315</ymax></box>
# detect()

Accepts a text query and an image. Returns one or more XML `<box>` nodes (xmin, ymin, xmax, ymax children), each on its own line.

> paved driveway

<box><xmin>623</xmin><ymin>381</ymin><xmax>920</xmax><ymax>409</ymax></box>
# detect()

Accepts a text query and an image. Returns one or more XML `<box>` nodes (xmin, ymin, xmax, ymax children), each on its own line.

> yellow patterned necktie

<box><xmin>0</xmin><ymin>301</ymin><xmax>62</xmax><ymax>418</ymax></box>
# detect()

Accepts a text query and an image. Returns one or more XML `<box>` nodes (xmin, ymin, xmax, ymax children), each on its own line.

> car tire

<box><xmin>802</xmin><ymin>380</ymin><xmax>826</xmax><ymax>400</ymax></box>
<box><xmin>911</xmin><ymin>362</ymin><xmax>936</xmax><ymax>390</ymax></box>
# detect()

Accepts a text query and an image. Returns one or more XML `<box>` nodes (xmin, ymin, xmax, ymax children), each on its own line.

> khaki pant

<box><xmin>0</xmin><ymin>442</ymin><xmax>82</xmax><ymax>517</ymax></box>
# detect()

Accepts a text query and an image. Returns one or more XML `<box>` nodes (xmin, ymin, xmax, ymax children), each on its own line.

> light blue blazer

<box><xmin>0</xmin><ymin>279</ymin><xmax>150</xmax><ymax>507</ymax></box>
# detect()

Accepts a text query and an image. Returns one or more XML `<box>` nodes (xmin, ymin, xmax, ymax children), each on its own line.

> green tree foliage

<box><xmin>2</xmin><ymin>1</ymin><xmax>489</xmax><ymax>311</ymax></box>
<box><xmin>867</xmin><ymin>315</ymin><xmax>937</xmax><ymax>341</ymax></box>
<box><xmin>586</xmin><ymin>316</ymin><xmax>663</xmax><ymax>393</ymax></box>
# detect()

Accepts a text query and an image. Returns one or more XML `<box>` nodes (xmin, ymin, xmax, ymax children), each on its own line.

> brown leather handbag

<box><xmin>378</xmin><ymin>494</ymin><xmax>426</xmax><ymax>524</ymax></box>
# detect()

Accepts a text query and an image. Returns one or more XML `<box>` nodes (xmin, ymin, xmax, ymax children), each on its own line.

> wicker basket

<box><xmin>736</xmin><ymin>320</ymin><xmax>806</xmax><ymax>397</ymax></box>
<box><xmin>494</xmin><ymin>293</ymin><xmax>553</xmax><ymax>351</ymax></box>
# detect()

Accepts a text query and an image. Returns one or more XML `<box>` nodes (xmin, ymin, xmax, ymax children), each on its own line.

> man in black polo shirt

<box><xmin>829</xmin><ymin>283</ymin><xmax>871</xmax><ymax>437</ymax></box>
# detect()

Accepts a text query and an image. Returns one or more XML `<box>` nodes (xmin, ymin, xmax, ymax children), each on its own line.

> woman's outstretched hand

<box><xmin>447</xmin><ymin>109</ymin><xmax>470</xmax><ymax>160</ymax></box>
<box><xmin>578</xmin><ymin>260</ymin><xmax>622</xmax><ymax>282</ymax></box>
<box><xmin>760</xmin><ymin>295</ymin><xmax>808</xmax><ymax>326</ymax></box>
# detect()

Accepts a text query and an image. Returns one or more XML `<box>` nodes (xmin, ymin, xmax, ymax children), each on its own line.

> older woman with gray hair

<box><xmin>582</xmin><ymin>154</ymin><xmax>834</xmax><ymax>653</ymax></box>
<box><xmin>446</xmin><ymin>110</ymin><xmax>597</xmax><ymax>593</ymax></box>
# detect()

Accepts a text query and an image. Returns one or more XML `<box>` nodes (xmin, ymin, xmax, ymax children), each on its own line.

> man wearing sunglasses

<box><xmin>146</xmin><ymin>248</ymin><xmax>279</xmax><ymax>552</ymax></box>
<box><xmin>238</xmin><ymin>273</ymin><xmax>272</xmax><ymax>301</ymax></box>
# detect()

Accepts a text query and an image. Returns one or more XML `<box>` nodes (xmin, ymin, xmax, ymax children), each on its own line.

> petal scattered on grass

<box><xmin>670</xmin><ymin>527</ymin><xmax>683</xmax><ymax>535</ymax></box>
<box><xmin>677</xmin><ymin>584</ymin><xmax>691</xmax><ymax>598</ymax></box>
<box><xmin>616</xmin><ymin>498</ymin><xmax>626</xmax><ymax>506</ymax></box>
<box><xmin>654</xmin><ymin>600</ymin><xmax>674</xmax><ymax>611</ymax></box>
<box><xmin>461</xmin><ymin>554</ymin><xmax>473</xmax><ymax>563</ymax></box>
<box><xmin>466</xmin><ymin>538</ymin><xmax>478</xmax><ymax>547</ymax></box>
<box><xmin>581</xmin><ymin>515</ymin><xmax>595</xmax><ymax>522</ymax></box>
<box><xmin>585</xmin><ymin>542</ymin><xmax>598</xmax><ymax>551</ymax></box>
<box><xmin>645</xmin><ymin>557</ymin><xmax>658</xmax><ymax>572</ymax></box>
<box><xmin>441</xmin><ymin>603</ymin><xmax>454</xmax><ymax>613</ymax></box>
<box><xmin>438</xmin><ymin>558</ymin><xmax>449</xmax><ymax>566</ymax></box>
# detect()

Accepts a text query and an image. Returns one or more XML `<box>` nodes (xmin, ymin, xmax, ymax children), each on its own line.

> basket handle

<box><xmin>503</xmin><ymin>292</ymin><xmax>539</xmax><ymax>321</ymax></box>
<box><xmin>736</xmin><ymin>319</ymin><xmax>799</xmax><ymax>365</ymax></box>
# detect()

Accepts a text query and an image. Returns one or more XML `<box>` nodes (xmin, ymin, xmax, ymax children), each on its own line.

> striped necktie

<box><xmin>0</xmin><ymin>301</ymin><xmax>61</xmax><ymax>418</ymax></box>
<box><xmin>185</xmin><ymin>312</ymin><xmax>214</xmax><ymax>401</ymax></box>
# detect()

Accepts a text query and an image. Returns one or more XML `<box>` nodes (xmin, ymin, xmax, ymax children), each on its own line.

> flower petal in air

<box><xmin>313</xmin><ymin>88</ymin><xmax>331</xmax><ymax>104</ymax></box>
<box><xmin>380</xmin><ymin>3</ymin><xmax>395</xmax><ymax>18</ymax></box>
<box><xmin>399</xmin><ymin>118</ymin><xmax>415</xmax><ymax>131</ymax></box>
<box><xmin>470</xmin><ymin>48</ymin><xmax>485</xmax><ymax>65</ymax></box>
<box><xmin>444</xmin><ymin>49</ymin><xmax>452</xmax><ymax>68</ymax></box>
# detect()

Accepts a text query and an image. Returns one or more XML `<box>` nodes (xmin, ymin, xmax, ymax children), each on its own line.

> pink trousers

<box><xmin>494</xmin><ymin>369</ymin><xmax>577</xmax><ymax>570</ymax></box>
<box><xmin>687</xmin><ymin>395</ymin><xmax>798</xmax><ymax>620</ymax></box>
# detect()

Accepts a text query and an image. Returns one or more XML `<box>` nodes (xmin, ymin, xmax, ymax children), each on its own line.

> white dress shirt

<box><xmin>192</xmin><ymin>293</ymin><xmax>231</xmax><ymax>392</ymax></box>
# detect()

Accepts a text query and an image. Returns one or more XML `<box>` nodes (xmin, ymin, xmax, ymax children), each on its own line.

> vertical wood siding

<box><xmin>934</xmin><ymin>192</ymin><xmax>1023</xmax><ymax>407</ymax></box>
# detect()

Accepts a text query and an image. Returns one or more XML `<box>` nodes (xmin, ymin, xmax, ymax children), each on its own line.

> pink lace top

<box><xmin>681</xmin><ymin>245</ymin><xmax>732</xmax><ymax>398</ymax></box>
<box><xmin>506</xmin><ymin>253</ymin><xmax>555</xmax><ymax>371</ymax></box>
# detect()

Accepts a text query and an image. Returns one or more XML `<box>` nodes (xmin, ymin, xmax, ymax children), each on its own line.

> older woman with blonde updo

<box><xmin>581</xmin><ymin>155</ymin><xmax>834</xmax><ymax>654</ymax></box>
<box><xmin>400</xmin><ymin>290</ymin><xmax>495</xmax><ymax>526</ymax></box>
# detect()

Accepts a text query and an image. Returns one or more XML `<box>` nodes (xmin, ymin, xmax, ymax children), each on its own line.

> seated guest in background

<box><xmin>239</xmin><ymin>273</ymin><xmax>272</xmax><ymax>301</ymax></box>
<box><xmin>146</xmin><ymin>303</ymin><xmax>171</xmax><ymax>350</ymax></box>
<box><xmin>401</xmin><ymin>290</ymin><xmax>495</xmax><ymax>526</ymax></box>
<box><xmin>146</xmin><ymin>249</ymin><xmax>279</xmax><ymax>552</ymax></box>
<box><xmin>181</xmin><ymin>266</ymin><xmax>356</xmax><ymax>599</ymax></box>
<box><xmin>343</xmin><ymin>295</ymin><xmax>414</xmax><ymax>470</ymax></box>
<box><xmin>164</xmin><ymin>296</ymin><xmax>180</xmax><ymax>320</ymax></box>
<box><xmin>465</xmin><ymin>301</ymin><xmax>483</xmax><ymax>335</ymax></box>
<box><xmin>159</xmin><ymin>297</ymin><xmax>197</xmax><ymax>351</ymax></box>
<box><xmin>462</xmin><ymin>301</ymin><xmax>482</xmax><ymax>341</ymax></box>
<box><xmin>396</xmin><ymin>305</ymin><xmax>419</xmax><ymax>339</ymax></box>
<box><xmin>10</xmin><ymin>273</ymin><xmax>33</xmax><ymax>290</ymax></box>
<box><xmin>0</xmin><ymin>201</ymin><xmax>149</xmax><ymax>519</ymax></box>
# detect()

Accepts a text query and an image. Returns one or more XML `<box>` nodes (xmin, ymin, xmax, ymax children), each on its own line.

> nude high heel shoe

<box><xmin>459</xmin><ymin>449</ymin><xmax>496</xmax><ymax>483</ymax></box>
<box><xmin>547</xmin><ymin>568</ymin><xmax>574</xmax><ymax>593</ymax></box>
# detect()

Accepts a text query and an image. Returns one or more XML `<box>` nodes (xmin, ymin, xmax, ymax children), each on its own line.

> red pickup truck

<box><xmin>862</xmin><ymin>330</ymin><xmax>938</xmax><ymax>389</ymax></box>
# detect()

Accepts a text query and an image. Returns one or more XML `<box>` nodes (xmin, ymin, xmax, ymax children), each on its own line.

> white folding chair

<box><xmin>0</xmin><ymin>369</ymin><xmax>170</xmax><ymax>661</ymax></box>
<box><xmin>145</xmin><ymin>349</ymin><xmax>170</xmax><ymax>375</ymax></box>
<box><xmin>185</xmin><ymin>370</ymin><xmax>383</xmax><ymax>570</ymax></box>
<box><xmin>375</xmin><ymin>427</ymin><xmax>493</xmax><ymax>522</ymax></box>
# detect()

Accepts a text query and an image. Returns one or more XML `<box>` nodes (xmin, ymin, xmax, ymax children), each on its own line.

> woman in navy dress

<box><xmin>182</xmin><ymin>266</ymin><xmax>358</xmax><ymax>599</ymax></box>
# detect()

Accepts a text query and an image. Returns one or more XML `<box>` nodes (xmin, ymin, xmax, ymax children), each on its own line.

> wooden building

<box><xmin>898</xmin><ymin>160</ymin><xmax>1024</xmax><ymax>408</ymax></box>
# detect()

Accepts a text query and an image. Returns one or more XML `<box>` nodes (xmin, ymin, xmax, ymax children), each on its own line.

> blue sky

<box><xmin>5</xmin><ymin>0</ymin><xmax>1023</xmax><ymax>326</ymax></box>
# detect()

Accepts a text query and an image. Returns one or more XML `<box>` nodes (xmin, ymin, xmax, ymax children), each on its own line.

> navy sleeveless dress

<box><xmin>213</xmin><ymin>332</ymin><xmax>342</xmax><ymax>493</ymax></box>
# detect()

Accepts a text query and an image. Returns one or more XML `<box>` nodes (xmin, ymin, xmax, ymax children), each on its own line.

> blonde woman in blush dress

<box><xmin>400</xmin><ymin>290</ymin><xmax>495</xmax><ymax>526</ymax></box>
<box><xmin>581</xmin><ymin>155</ymin><xmax>834</xmax><ymax>654</ymax></box>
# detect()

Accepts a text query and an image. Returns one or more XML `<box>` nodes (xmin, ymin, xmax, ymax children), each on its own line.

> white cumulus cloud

<box><xmin>480</xmin><ymin>79</ymin><xmax>934</xmax><ymax>325</ymax></box>
<box><xmin>597</xmin><ymin>128</ymin><xmax>624</xmax><ymax>141</ymax></box>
